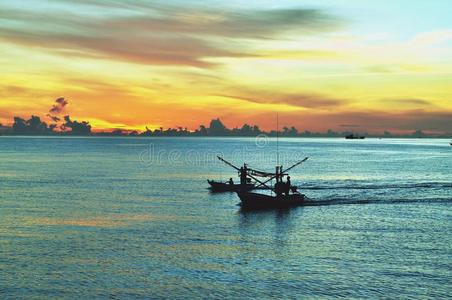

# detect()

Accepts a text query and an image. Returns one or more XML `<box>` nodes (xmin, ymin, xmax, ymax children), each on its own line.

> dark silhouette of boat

<box><xmin>237</xmin><ymin>191</ymin><xmax>305</xmax><ymax>209</ymax></box>
<box><xmin>213</xmin><ymin>115</ymin><xmax>309</xmax><ymax>209</ymax></box>
<box><xmin>345</xmin><ymin>134</ymin><xmax>365</xmax><ymax>139</ymax></box>
<box><xmin>207</xmin><ymin>180</ymin><xmax>254</xmax><ymax>192</ymax></box>
<box><xmin>207</xmin><ymin>160</ymin><xmax>257</xmax><ymax>192</ymax></box>
<box><xmin>216</xmin><ymin>156</ymin><xmax>309</xmax><ymax>210</ymax></box>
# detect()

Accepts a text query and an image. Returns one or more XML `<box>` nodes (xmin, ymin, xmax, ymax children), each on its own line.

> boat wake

<box><xmin>302</xmin><ymin>182</ymin><xmax>452</xmax><ymax>190</ymax></box>
<box><xmin>302</xmin><ymin>197</ymin><xmax>452</xmax><ymax>207</ymax></box>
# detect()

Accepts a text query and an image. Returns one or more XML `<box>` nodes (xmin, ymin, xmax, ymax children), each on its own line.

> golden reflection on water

<box><xmin>19</xmin><ymin>213</ymin><xmax>197</xmax><ymax>228</ymax></box>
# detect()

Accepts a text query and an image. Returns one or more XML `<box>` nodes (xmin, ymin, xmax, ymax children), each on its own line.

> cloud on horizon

<box><xmin>49</xmin><ymin>97</ymin><xmax>68</xmax><ymax>114</ymax></box>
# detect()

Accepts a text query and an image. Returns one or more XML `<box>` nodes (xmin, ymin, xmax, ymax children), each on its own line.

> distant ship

<box><xmin>345</xmin><ymin>134</ymin><xmax>365</xmax><ymax>139</ymax></box>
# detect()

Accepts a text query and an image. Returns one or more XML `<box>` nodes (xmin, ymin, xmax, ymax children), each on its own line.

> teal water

<box><xmin>0</xmin><ymin>137</ymin><xmax>451</xmax><ymax>299</ymax></box>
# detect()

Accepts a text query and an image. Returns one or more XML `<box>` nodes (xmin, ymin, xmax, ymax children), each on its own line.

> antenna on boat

<box><xmin>276</xmin><ymin>112</ymin><xmax>279</xmax><ymax>166</ymax></box>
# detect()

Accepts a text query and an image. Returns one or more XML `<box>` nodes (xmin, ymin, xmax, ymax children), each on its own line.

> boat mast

<box><xmin>276</xmin><ymin>113</ymin><xmax>279</xmax><ymax>167</ymax></box>
<box><xmin>276</xmin><ymin>112</ymin><xmax>279</xmax><ymax>186</ymax></box>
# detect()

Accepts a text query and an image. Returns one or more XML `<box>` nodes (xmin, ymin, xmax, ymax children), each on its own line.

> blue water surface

<box><xmin>0</xmin><ymin>137</ymin><xmax>451</xmax><ymax>299</ymax></box>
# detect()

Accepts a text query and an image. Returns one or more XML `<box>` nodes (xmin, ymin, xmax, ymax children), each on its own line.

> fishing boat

<box><xmin>216</xmin><ymin>156</ymin><xmax>309</xmax><ymax>210</ymax></box>
<box><xmin>213</xmin><ymin>114</ymin><xmax>309</xmax><ymax>209</ymax></box>
<box><xmin>207</xmin><ymin>180</ymin><xmax>254</xmax><ymax>192</ymax></box>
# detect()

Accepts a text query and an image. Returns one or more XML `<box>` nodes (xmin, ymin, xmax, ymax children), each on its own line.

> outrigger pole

<box><xmin>216</xmin><ymin>156</ymin><xmax>240</xmax><ymax>171</ymax></box>
<box><xmin>217</xmin><ymin>156</ymin><xmax>275</xmax><ymax>191</ymax></box>
<box><xmin>216</xmin><ymin>156</ymin><xmax>309</xmax><ymax>191</ymax></box>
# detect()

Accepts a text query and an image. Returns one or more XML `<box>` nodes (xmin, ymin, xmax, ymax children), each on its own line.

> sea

<box><xmin>0</xmin><ymin>136</ymin><xmax>451</xmax><ymax>299</ymax></box>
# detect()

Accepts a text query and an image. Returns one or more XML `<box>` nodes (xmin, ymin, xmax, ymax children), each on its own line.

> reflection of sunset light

<box><xmin>21</xmin><ymin>214</ymin><xmax>195</xmax><ymax>228</ymax></box>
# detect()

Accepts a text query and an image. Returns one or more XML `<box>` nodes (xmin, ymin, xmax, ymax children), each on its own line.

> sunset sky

<box><xmin>0</xmin><ymin>0</ymin><xmax>451</xmax><ymax>134</ymax></box>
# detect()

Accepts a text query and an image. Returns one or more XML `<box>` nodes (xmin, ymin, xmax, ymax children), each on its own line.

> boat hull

<box><xmin>237</xmin><ymin>191</ymin><xmax>305</xmax><ymax>209</ymax></box>
<box><xmin>345</xmin><ymin>135</ymin><xmax>365</xmax><ymax>139</ymax></box>
<box><xmin>208</xmin><ymin>180</ymin><xmax>254</xmax><ymax>192</ymax></box>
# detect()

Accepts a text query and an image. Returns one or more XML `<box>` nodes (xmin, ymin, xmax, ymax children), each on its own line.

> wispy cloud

<box><xmin>108</xmin><ymin>8</ymin><xmax>341</xmax><ymax>39</ymax></box>
<box><xmin>340</xmin><ymin>124</ymin><xmax>360</xmax><ymax>128</ymax></box>
<box><xmin>382</xmin><ymin>98</ymin><xmax>433</xmax><ymax>106</ymax></box>
<box><xmin>216</xmin><ymin>89</ymin><xmax>345</xmax><ymax>109</ymax></box>
<box><xmin>0</xmin><ymin>3</ymin><xmax>341</xmax><ymax>67</ymax></box>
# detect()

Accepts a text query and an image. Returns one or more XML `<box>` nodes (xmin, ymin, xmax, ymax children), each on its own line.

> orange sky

<box><xmin>0</xmin><ymin>0</ymin><xmax>451</xmax><ymax>134</ymax></box>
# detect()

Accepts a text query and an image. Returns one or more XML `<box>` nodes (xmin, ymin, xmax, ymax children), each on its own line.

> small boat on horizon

<box><xmin>345</xmin><ymin>134</ymin><xmax>365</xmax><ymax>139</ymax></box>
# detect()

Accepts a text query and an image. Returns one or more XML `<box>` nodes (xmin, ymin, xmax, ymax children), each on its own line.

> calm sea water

<box><xmin>0</xmin><ymin>137</ymin><xmax>451</xmax><ymax>299</ymax></box>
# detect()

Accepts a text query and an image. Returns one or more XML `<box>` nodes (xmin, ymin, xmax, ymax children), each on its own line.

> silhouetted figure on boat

<box><xmin>275</xmin><ymin>174</ymin><xmax>292</xmax><ymax>196</ymax></box>
<box><xmin>239</xmin><ymin>165</ymin><xmax>248</xmax><ymax>185</ymax></box>
<box><xmin>229</xmin><ymin>178</ymin><xmax>234</xmax><ymax>185</ymax></box>
<box><xmin>285</xmin><ymin>176</ymin><xmax>291</xmax><ymax>196</ymax></box>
